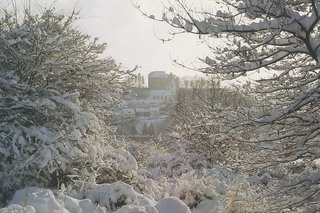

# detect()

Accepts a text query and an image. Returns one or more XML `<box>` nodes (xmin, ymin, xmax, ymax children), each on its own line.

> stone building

<box><xmin>148</xmin><ymin>71</ymin><xmax>179</xmax><ymax>94</ymax></box>
<box><xmin>113</xmin><ymin>71</ymin><xmax>179</xmax><ymax>137</ymax></box>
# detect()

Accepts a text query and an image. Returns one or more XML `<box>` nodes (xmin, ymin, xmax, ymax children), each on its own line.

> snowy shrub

<box><xmin>1</xmin><ymin>184</ymin><xmax>201</xmax><ymax>213</ymax></box>
<box><xmin>63</xmin><ymin>182</ymin><xmax>158</xmax><ymax>212</ymax></box>
<box><xmin>130</xmin><ymin>172</ymin><xmax>213</xmax><ymax>209</ymax></box>
<box><xmin>2</xmin><ymin>184</ymin><xmax>158</xmax><ymax>213</ymax></box>
<box><xmin>225</xmin><ymin>177</ymin><xmax>271</xmax><ymax>213</ymax></box>
<box><xmin>145</xmin><ymin>150</ymin><xmax>206</xmax><ymax>178</ymax></box>
<box><xmin>85</xmin><ymin>182</ymin><xmax>140</xmax><ymax>210</ymax></box>
<box><xmin>0</xmin><ymin>90</ymin><xmax>107</xmax><ymax>203</ymax></box>
<box><xmin>0</xmin><ymin>5</ymin><xmax>130</xmax><ymax>205</ymax></box>
<box><xmin>108</xmin><ymin>137</ymin><xmax>168</xmax><ymax>167</ymax></box>
<box><xmin>165</xmin><ymin>78</ymin><xmax>262</xmax><ymax>172</ymax></box>
<box><xmin>162</xmin><ymin>172</ymin><xmax>217</xmax><ymax>209</ymax></box>
<box><xmin>164</xmin><ymin>166</ymin><xmax>246</xmax><ymax>210</ymax></box>
<box><xmin>137</xmin><ymin>164</ymin><xmax>247</xmax><ymax>211</ymax></box>
<box><xmin>134</xmin><ymin>151</ymin><xmax>232</xmax><ymax>210</ymax></box>
<box><xmin>94</xmin><ymin>148</ymin><xmax>138</xmax><ymax>184</ymax></box>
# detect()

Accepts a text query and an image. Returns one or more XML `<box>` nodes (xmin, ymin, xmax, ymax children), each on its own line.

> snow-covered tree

<box><xmin>0</xmin><ymin>6</ymin><xmax>130</xmax><ymax>204</ymax></box>
<box><xmin>167</xmin><ymin>77</ymin><xmax>259</xmax><ymax>170</ymax></box>
<box><xmin>140</xmin><ymin>0</ymin><xmax>320</xmax><ymax>211</ymax></box>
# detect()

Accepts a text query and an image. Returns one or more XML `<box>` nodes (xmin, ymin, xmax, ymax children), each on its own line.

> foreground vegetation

<box><xmin>1</xmin><ymin>1</ymin><xmax>320</xmax><ymax>212</ymax></box>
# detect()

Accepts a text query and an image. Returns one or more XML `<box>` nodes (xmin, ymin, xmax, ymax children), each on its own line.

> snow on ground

<box><xmin>0</xmin><ymin>185</ymin><xmax>182</xmax><ymax>213</ymax></box>
<box><xmin>0</xmin><ymin>164</ymin><xmax>259</xmax><ymax>213</ymax></box>
<box><xmin>155</xmin><ymin>197</ymin><xmax>191</xmax><ymax>213</ymax></box>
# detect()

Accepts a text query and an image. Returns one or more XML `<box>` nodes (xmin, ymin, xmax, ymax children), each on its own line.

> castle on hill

<box><xmin>112</xmin><ymin>71</ymin><xmax>179</xmax><ymax>136</ymax></box>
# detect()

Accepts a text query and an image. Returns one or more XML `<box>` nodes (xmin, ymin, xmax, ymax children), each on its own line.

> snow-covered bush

<box><xmin>2</xmin><ymin>184</ymin><xmax>157</xmax><ymax>213</ymax></box>
<box><xmin>110</xmin><ymin>137</ymin><xmax>168</xmax><ymax>167</ymax></box>
<box><xmin>0</xmin><ymin>78</ymin><xmax>106</xmax><ymax>203</ymax></box>
<box><xmin>133</xmin><ymin>150</ymin><xmax>235</xmax><ymax>210</ymax></box>
<box><xmin>1</xmin><ymin>184</ymin><xmax>202</xmax><ymax>213</ymax></box>
<box><xmin>145</xmin><ymin>150</ymin><xmax>206</xmax><ymax>178</ymax></box>
<box><xmin>93</xmin><ymin>148</ymin><xmax>138</xmax><ymax>185</ymax></box>
<box><xmin>166</xmin><ymin>78</ymin><xmax>261</xmax><ymax>171</ymax></box>
<box><xmin>0</xmin><ymin>6</ymin><xmax>129</xmax><ymax>205</ymax></box>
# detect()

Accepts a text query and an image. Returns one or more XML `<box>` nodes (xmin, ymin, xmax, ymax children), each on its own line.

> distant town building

<box><xmin>148</xmin><ymin>71</ymin><xmax>179</xmax><ymax>102</ymax></box>
<box><xmin>112</xmin><ymin>71</ymin><xmax>179</xmax><ymax>136</ymax></box>
<box><xmin>148</xmin><ymin>71</ymin><xmax>179</xmax><ymax>93</ymax></box>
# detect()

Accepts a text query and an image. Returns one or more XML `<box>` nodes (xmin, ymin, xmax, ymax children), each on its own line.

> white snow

<box><xmin>0</xmin><ymin>162</ymin><xmax>275</xmax><ymax>213</ymax></box>
<box><xmin>8</xmin><ymin>187</ymin><xmax>64</xmax><ymax>213</ymax></box>
<box><xmin>116</xmin><ymin>205</ymin><xmax>157</xmax><ymax>213</ymax></box>
<box><xmin>155</xmin><ymin>197</ymin><xmax>191</xmax><ymax>213</ymax></box>
<box><xmin>0</xmin><ymin>204</ymin><xmax>36</xmax><ymax>213</ymax></box>
<box><xmin>1</xmin><ymin>185</ymin><xmax>196</xmax><ymax>213</ymax></box>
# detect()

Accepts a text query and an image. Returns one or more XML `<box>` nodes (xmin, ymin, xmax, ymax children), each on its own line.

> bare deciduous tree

<box><xmin>139</xmin><ymin>0</ymin><xmax>320</xmax><ymax>211</ymax></box>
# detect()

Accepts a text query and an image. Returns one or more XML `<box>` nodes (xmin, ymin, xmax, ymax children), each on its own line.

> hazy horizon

<box><xmin>16</xmin><ymin>0</ymin><xmax>209</xmax><ymax>80</ymax></box>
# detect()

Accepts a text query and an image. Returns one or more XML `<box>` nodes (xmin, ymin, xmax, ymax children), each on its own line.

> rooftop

<box><xmin>148</xmin><ymin>71</ymin><xmax>167</xmax><ymax>78</ymax></box>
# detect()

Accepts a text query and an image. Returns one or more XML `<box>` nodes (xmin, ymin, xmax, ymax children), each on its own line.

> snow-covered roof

<box><xmin>148</xmin><ymin>71</ymin><xmax>167</xmax><ymax>78</ymax></box>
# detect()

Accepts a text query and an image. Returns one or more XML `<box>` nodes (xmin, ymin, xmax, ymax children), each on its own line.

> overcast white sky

<box><xmin>18</xmin><ymin>0</ymin><xmax>209</xmax><ymax>79</ymax></box>
<box><xmin>0</xmin><ymin>0</ymin><xmax>266</xmax><ymax>85</ymax></box>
